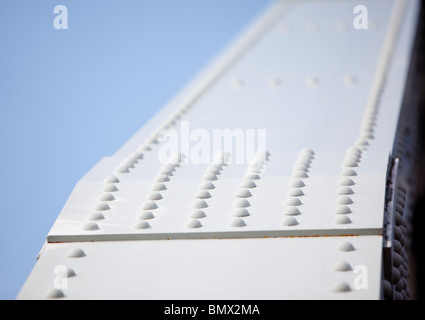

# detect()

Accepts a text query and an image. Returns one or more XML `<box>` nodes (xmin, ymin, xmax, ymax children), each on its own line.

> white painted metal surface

<box><xmin>18</xmin><ymin>0</ymin><xmax>420</xmax><ymax>299</ymax></box>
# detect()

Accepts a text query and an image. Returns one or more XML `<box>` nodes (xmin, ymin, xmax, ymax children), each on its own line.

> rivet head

<box><xmin>235</xmin><ymin>189</ymin><xmax>252</xmax><ymax>198</ymax></box>
<box><xmin>334</xmin><ymin>215</ymin><xmax>352</xmax><ymax>224</ymax></box>
<box><xmin>285</xmin><ymin>197</ymin><xmax>302</xmax><ymax>206</ymax></box>
<box><xmin>114</xmin><ymin>165</ymin><xmax>130</xmax><ymax>174</ymax></box>
<box><xmin>154</xmin><ymin>174</ymin><xmax>170</xmax><ymax>182</ymax></box>
<box><xmin>283</xmin><ymin>207</ymin><xmax>301</xmax><ymax>216</ymax></box>
<box><xmin>289</xmin><ymin>179</ymin><xmax>305</xmax><ymax>188</ymax></box>
<box><xmin>87</xmin><ymin>212</ymin><xmax>105</xmax><ymax>221</ymax></box>
<box><xmin>228</xmin><ymin>217</ymin><xmax>246</xmax><ymax>227</ymax></box>
<box><xmin>93</xmin><ymin>202</ymin><xmax>110</xmax><ymax>211</ymax></box>
<box><xmin>287</xmin><ymin>188</ymin><xmax>304</xmax><ymax>197</ymax></box>
<box><xmin>66</xmin><ymin>248</ymin><xmax>86</xmax><ymax>258</ymax></box>
<box><xmin>150</xmin><ymin>183</ymin><xmax>167</xmax><ymax>191</ymax></box>
<box><xmin>189</xmin><ymin>210</ymin><xmax>206</xmax><ymax>219</ymax></box>
<box><xmin>337</xmin><ymin>187</ymin><xmax>354</xmax><ymax>195</ymax></box>
<box><xmin>339</xmin><ymin>178</ymin><xmax>355</xmax><ymax>186</ymax></box>
<box><xmin>334</xmin><ymin>206</ymin><xmax>351</xmax><ymax>215</ymax></box>
<box><xmin>191</xmin><ymin>199</ymin><xmax>208</xmax><ymax>209</ymax></box>
<box><xmin>342</xmin><ymin>160</ymin><xmax>358</xmax><ymax>168</ymax></box>
<box><xmin>195</xmin><ymin>190</ymin><xmax>211</xmax><ymax>199</ymax></box>
<box><xmin>103</xmin><ymin>176</ymin><xmax>120</xmax><ymax>184</ymax></box>
<box><xmin>45</xmin><ymin>288</ymin><xmax>65</xmax><ymax>299</ymax></box>
<box><xmin>184</xmin><ymin>219</ymin><xmax>202</xmax><ymax>229</ymax></box>
<box><xmin>336</xmin><ymin>196</ymin><xmax>353</xmax><ymax>205</ymax></box>
<box><xmin>331</xmin><ymin>282</ymin><xmax>351</xmax><ymax>292</ymax></box>
<box><xmin>292</xmin><ymin>170</ymin><xmax>308</xmax><ymax>179</ymax></box>
<box><xmin>82</xmin><ymin>222</ymin><xmax>100</xmax><ymax>231</ymax></box>
<box><xmin>336</xmin><ymin>241</ymin><xmax>355</xmax><ymax>252</ymax></box>
<box><xmin>98</xmin><ymin>193</ymin><xmax>115</xmax><ymax>201</ymax></box>
<box><xmin>333</xmin><ymin>261</ymin><xmax>352</xmax><ymax>272</ymax></box>
<box><xmin>138</xmin><ymin>211</ymin><xmax>155</xmax><ymax>220</ymax></box>
<box><xmin>141</xmin><ymin>201</ymin><xmax>158</xmax><ymax>210</ymax></box>
<box><xmin>340</xmin><ymin>169</ymin><xmax>357</xmax><ymax>176</ymax></box>
<box><xmin>146</xmin><ymin>191</ymin><xmax>163</xmax><ymax>201</ymax></box>
<box><xmin>233</xmin><ymin>199</ymin><xmax>250</xmax><ymax>208</ymax></box>
<box><xmin>281</xmin><ymin>216</ymin><xmax>299</xmax><ymax>226</ymax></box>
<box><xmin>244</xmin><ymin>174</ymin><xmax>260</xmax><ymax>180</ymax></box>
<box><xmin>102</xmin><ymin>184</ymin><xmax>118</xmax><ymax>192</ymax></box>
<box><xmin>133</xmin><ymin>221</ymin><xmax>150</xmax><ymax>229</ymax></box>
<box><xmin>199</xmin><ymin>181</ymin><xmax>215</xmax><ymax>190</ymax></box>
<box><xmin>202</xmin><ymin>173</ymin><xmax>218</xmax><ymax>181</ymax></box>
<box><xmin>240</xmin><ymin>180</ymin><xmax>256</xmax><ymax>188</ymax></box>
<box><xmin>232</xmin><ymin>208</ymin><xmax>250</xmax><ymax>217</ymax></box>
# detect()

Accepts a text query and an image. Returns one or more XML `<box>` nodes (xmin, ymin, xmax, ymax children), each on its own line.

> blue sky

<box><xmin>0</xmin><ymin>0</ymin><xmax>273</xmax><ymax>299</ymax></box>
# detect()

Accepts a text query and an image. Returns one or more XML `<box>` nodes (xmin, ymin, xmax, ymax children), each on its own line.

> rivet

<box><xmin>189</xmin><ymin>210</ymin><xmax>206</xmax><ymax>219</ymax></box>
<box><xmin>102</xmin><ymin>184</ymin><xmax>118</xmax><ymax>192</ymax></box>
<box><xmin>191</xmin><ymin>199</ymin><xmax>208</xmax><ymax>209</ymax></box>
<box><xmin>146</xmin><ymin>191</ymin><xmax>163</xmax><ymax>201</ymax></box>
<box><xmin>228</xmin><ymin>217</ymin><xmax>246</xmax><ymax>227</ymax></box>
<box><xmin>232</xmin><ymin>208</ymin><xmax>250</xmax><ymax>217</ymax></box>
<box><xmin>334</xmin><ymin>206</ymin><xmax>352</xmax><ymax>215</ymax></box>
<box><xmin>87</xmin><ymin>212</ymin><xmax>105</xmax><ymax>221</ymax></box>
<box><xmin>185</xmin><ymin>219</ymin><xmax>202</xmax><ymax>229</ymax></box>
<box><xmin>300</xmin><ymin>148</ymin><xmax>315</xmax><ymax>156</ymax></box>
<box><xmin>66</xmin><ymin>248</ymin><xmax>86</xmax><ymax>258</ymax></box>
<box><xmin>154</xmin><ymin>174</ymin><xmax>170</xmax><ymax>182</ymax></box>
<box><xmin>305</xmin><ymin>22</ymin><xmax>320</xmax><ymax>33</ymax></box>
<box><xmin>195</xmin><ymin>190</ymin><xmax>211</xmax><ymax>199</ymax></box>
<box><xmin>342</xmin><ymin>160</ymin><xmax>358</xmax><ymax>168</ymax></box>
<box><xmin>278</xmin><ymin>22</ymin><xmax>291</xmax><ymax>34</ymax></box>
<box><xmin>199</xmin><ymin>181</ymin><xmax>215</xmax><ymax>190</ymax></box>
<box><xmin>103</xmin><ymin>176</ymin><xmax>120</xmax><ymax>184</ymax></box>
<box><xmin>292</xmin><ymin>170</ymin><xmax>309</xmax><ymax>179</ymax></box>
<box><xmin>337</xmin><ymin>187</ymin><xmax>354</xmax><ymax>195</ymax></box>
<box><xmin>331</xmin><ymin>282</ymin><xmax>351</xmax><ymax>292</ymax></box>
<box><xmin>289</xmin><ymin>179</ymin><xmax>305</xmax><ymax>188</ymax></box>
<box><xmin>336</xmin><ymin>196</ymin><xmax>353</xmax><ymax>205</ymax></box>
<box><xmin>268</xmin><ymin>77</ymin><xmax>281</xmax><ymax>88</ymax></box>
<box><xmin>45</xmin><ymin>288</ymin><xmax>65</xmax><ymax>299</ymax></box>
<box><xmin>233</xmin><ymin>199</ymin><xmax>251</xmax><ymax>208</ymax></box>
<box><xmin>285</xmin><ymin>197</ymin><xmax>302</xmax><ymax>206</ymax></box>
<box><xmin>240</xmin><ymin>180</ymin><xmax>256</xmax><ymax>188</ymax></box>
<box><xmin>235</xmin><ymin>189</ymin><xmax>252</xmax><ymax>198</ymax></box>
<box><xmin>244</xmin><ymin>173</ymin><xmax>260</xmax><ymax>180</ymax></box>
<box><xmin>232</xmin><ymin>78</ymin><xmax>244</xmax><ymax>89</ymax></box>
<box><xmin>93</xmin><ymin>202</ymin><xmax>110</xmax><ymax>211</ymax></box>
<box><xmin>336</xmin><ymin>241</ymin><xmax>355</xmax><ymax>252</ymax></box>
<box><xmin>283</xmin><ymin>207</ymin><xmax>301</xmax><ymax>216</ymax></box>
<box><xmin>82</xmin><ymin>222</ymin><xmax>100</xmax><ymax>231</ymax></box>
<box><xmin>141</xmin><ymin>201</ymin><xmax>158</xmax><ymax>210</ymax></box>
<box><xmin>133</xmin><ymin>221</ymin><xmax>150</xmax><ymax>229</ymax></box>
<box><xmin>333</xmin><ymin>261</ymin><xmax>352</xmax><ymax>272</ymax></box>
<box><xmin>334</xmin><ymin>215</ymin><xmax>352</xmax><ymax>224</ymax></box>
<box><xmin>287</xmin><ymin>188</ymin><xmax>304</xmax><ymax>197</ymax></box>
<box><xmin>339</xmin><ymin>178</ymin><xmax>355</xmax><ymax>186</ymax></box>
<box><xmin>305</xmin><ymin>75</ymin><xmax>320</xmax><ymax>87</ymax></box>
<box><xmin>150</xmin><ymin>183</ymin><xmax>167</xmax><ymax>191</ymax></box>
<box><xmin>202</xmin><ymin>173</ymin><xmax>218</xmax><ymax>181</ymax></box>
<box><xmin>208</xmin><ymin>164</ymin><xmax>223</xmax><ymax>171</ymax></box>
<box><xmin>138</xmin><ymin>211</ymin><xmax>155</xmax><ymax>220</ymax></box>
<box><xmin>114</xmin><ymin>165</ymin><xmax>130</xmax><ymax>174</ymax></box>
<box><xmin>98</xmin><ymin>193</ymin><xmax>115</xmax><ymax>201</ymax></box>
<box><xmin>343</xmin><ymin>75</ymin><xmax>358</xmax><ymax>87</ymax></box>
<box><xmin>281</xmin><ymin>216</ymin><xmax>299</xmax><ymax>226</ymax></box>
<box><xmin>340</xmin><ymin>169</ymin><xmax>357</xmax><ymax>176</ymax></box>
<box><xmin>293</xmin><ymin>164</ymin><xmax>310</xmax><ymax>172</ymax></box>
<box><xmin>206</xmin><ymin>167</ymin><xmax>221</xmax><ymax>175</ymax></box>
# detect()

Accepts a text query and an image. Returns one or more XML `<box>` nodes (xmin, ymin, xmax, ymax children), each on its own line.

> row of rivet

<box><xmin>232</xmin><ymin>75</ymin><xmax>358</xmax><ymax>90</ymax></box>
<box><xmin>331</xmin><ymin>240</ymin><xmax>357</xmax><ymax>293</ymax></box>
<box><xmin>184</xmin><ymin>151</ymin><xmax>231</xmax><ymax>229</ymax></box>
<box><xmin>228</xmin><ymin>150</ymin><xmax>270</xmax><ymax>228</ymax></box>
<box><xmin>81</xmin><ymin>175</ymin><xmax>121</xmax><ymax>231</ymax></box>
<box><xmin>281</xmin><ymin>148</ymin><xmax>315</xmax><ymax>227</ymax></box>
<box><xmin>134</xmin><ymin>153</ymin><xmax>186</xmax><ymax>229</ymax></box>
<box><xmin>44</xmin><ymin>247</ymin><xmax>87</xmax><ymax>299</ymax></box>
<box><xmin>333</xmin><ymin>146</ymin><xmax>362</xmax><ymax>225</ymax></box>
